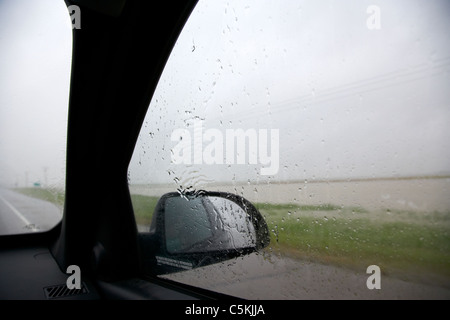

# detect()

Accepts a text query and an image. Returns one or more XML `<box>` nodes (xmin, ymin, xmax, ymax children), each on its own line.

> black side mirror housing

<box><xmin>139</xmin><ymin>191</ymin><xmax>270</xmax><ymax>275</ymax></box>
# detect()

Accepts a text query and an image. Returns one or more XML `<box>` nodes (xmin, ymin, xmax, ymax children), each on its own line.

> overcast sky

<box><xmin>129</xmin><ymin>0</ymin><xmax>450</xmax><ymax>186</ymax></box>
<box><xmin>0</xmin><ymin>0</ymin><xmax>449</xmax><ymax>190</ymax></box>
<box><xmin>0</xmin><ymin>0</ymin><xmax>71</xmax><ymax>188</ymax></box>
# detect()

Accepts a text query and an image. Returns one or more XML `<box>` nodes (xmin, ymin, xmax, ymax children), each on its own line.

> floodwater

<box><xmin>130</xmin><ymin>176</ymin><xmax>450</xmax><ymax>213</ymax></box>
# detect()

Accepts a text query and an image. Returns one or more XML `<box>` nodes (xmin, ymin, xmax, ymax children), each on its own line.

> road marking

<box><xmin>0</xmin><ymin>194</ymin><xmax>39</xmax><ymax>232</ymax></box>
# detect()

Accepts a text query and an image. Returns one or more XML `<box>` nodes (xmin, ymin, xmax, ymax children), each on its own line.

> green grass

<box><xmin>255</xmin><ymin>202</ymin><xmax>367</xmax><ymax>216</ymax></box>
<box><xmin>14</xmin><ymin>187</ymin><xmax>65</xmax><ymax>208</ymax></box>
<box><xmin>258</xmin><ymin>203</ymin><xmax>450</xmax><ymax>279</ymax></box>
<box><xmin>256</xmin><ymin>202</ymin><xmax>341</xmax><ymax>212</ymax></box>
<box><xmin>130</xmin><ymin>194</ymin><xmax>159</xmax><ymax>226</ymax></box>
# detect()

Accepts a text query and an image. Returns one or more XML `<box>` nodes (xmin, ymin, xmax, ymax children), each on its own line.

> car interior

<box><xmin>1</xmin><ymin>0</ymin><xmax>449</xmax><ymax>303</ymax></box>
<box><xmin>0</xmin><ymin>0</ymin><xmax>231</xmax><ymax>300</ymax></box>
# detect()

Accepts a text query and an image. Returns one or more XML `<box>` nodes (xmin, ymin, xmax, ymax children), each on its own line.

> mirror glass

<box><xmin>164</xmin><ymin>194</ymin><xmax>257</xmax><ymax>254</ymax></box>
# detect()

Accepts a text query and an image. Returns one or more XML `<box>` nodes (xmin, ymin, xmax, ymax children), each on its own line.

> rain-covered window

<box><xmin>0</xmin><ymin>0</ymin><xmax>72</xmax><ymax>235</ymax></box>
<box><xmin>130</xmin><ymin>0</ymin><xmax>450</xmax><ymax>299</ymax></box>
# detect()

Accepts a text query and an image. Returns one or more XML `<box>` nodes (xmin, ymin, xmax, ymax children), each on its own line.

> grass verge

<box><xmin>14</xmin><ymin>187</ymin><xmax>65</xmax><ymax>209</ymax></box>
<box><xmin>130</xmin><ymin>194</ymin><xmax>159</xmax><ymax>226</ymax></box>
<box><xmin>257</xmin><ymin>202</ymin><xmax>450</xmax><ymax>280</ymax></box>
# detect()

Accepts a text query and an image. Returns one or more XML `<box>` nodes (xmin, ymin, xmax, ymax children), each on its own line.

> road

<box><xmin>163</xmin><ymin>252</ymin><xmax>450</xmax><ymax>300</ymax></box>
<box><xmin>0</xmin><ymin>188</ymin><xmax>62</xmax><ymax>235</ymax></box>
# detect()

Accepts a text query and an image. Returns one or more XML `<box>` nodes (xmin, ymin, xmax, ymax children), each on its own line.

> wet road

<box><xmin>0</xmin><ymin>188</ymin><xmax>62</xmax><ymax>235</ymax></box>
<box><xmin>163</xmin><ymin>253</ymin><xmax>450</xmax><ymax>300</ymax></box>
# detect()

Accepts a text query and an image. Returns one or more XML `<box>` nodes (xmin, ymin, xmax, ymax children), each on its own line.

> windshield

<box><xmin>0</xmin><ymin>0</ymin><xmax>72</xmax><ymax>235</ymax></box>
<box><xmin>130</xmin><ymin>0</ymin><xmax>450</xmax><ymax>299</ymax></box>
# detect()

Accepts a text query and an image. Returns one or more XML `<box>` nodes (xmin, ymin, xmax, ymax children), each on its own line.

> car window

<box><xmin>129</xmin><ymin>0</ymin><xmax>450</xmax><ymax>299</ymax></box>
<box><xmin>0</xmin><ymin>0</ymin><xmax>72</xmax><ymax>235</ymax></box>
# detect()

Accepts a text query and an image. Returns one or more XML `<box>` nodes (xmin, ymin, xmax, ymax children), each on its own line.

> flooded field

<box><xmin>130</xmin><ymin>176</ymin><xmax>450</xmax><ymax>213</ymax></box>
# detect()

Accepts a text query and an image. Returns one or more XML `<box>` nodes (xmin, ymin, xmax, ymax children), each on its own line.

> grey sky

<box><xmin>0</xmin><ymin>0</ymin><xmax>449</xmax><ymax>190</ymax></box>
<box><xmin>0</xmin><ymin>0</ymin><xmax>71</xmax><ymax>188</ymax></box>
<box><xmin>129</xmin><ymin>0</ymin><xmax>450</xmax><ymax>186</ymax></box>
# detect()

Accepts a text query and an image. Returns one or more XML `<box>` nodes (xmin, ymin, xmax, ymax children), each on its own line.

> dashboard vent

<box><xmin>43</xmin><ymin>283</ymin><xmax>88</xmax><ymax>299</ymax></box>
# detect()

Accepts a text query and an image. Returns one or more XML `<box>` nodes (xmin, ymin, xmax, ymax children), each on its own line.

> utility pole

<box><xmin>43</xmin><ymin>167</ymin><xmax>48</xmax><ymax>188</ymax></box>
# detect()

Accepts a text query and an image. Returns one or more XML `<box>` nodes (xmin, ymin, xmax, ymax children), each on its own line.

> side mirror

<box><xmin>139</xmin><ymin>191</ymin><xmax>270</xmax><ymax>275</ymax></box>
